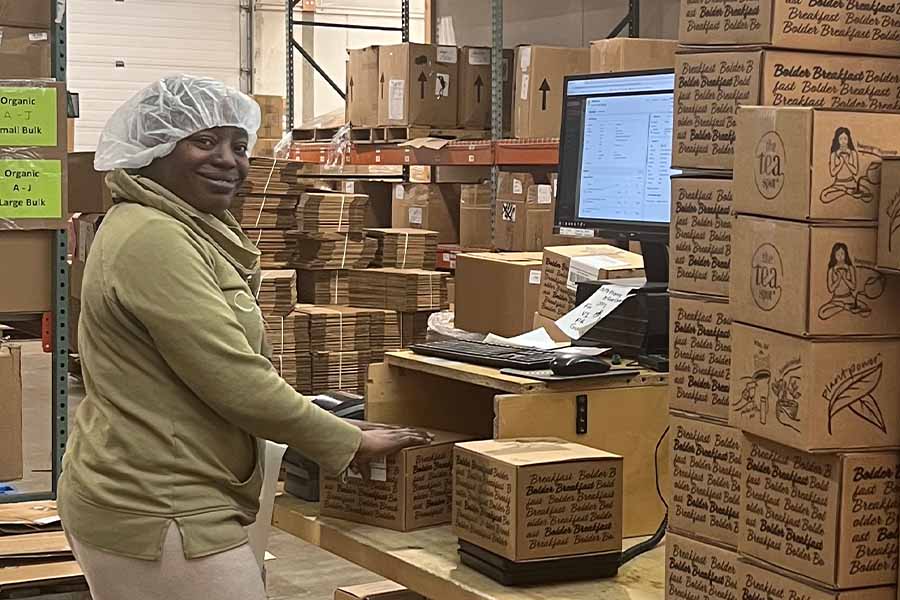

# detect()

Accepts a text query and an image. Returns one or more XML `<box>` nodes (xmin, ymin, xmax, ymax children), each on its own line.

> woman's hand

<box><xmin>349</xmin><ymin>427</ymin><xmax>434</xmax><ymax>480</ymax></box>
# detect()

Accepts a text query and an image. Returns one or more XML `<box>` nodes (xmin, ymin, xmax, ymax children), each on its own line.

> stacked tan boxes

<box><xmin>729</xmin><ymin>102</ymin><xmax>900</xmax><ymax>596</ymax></box>
<box><xmin>0</xmin><ymin>2</ymin><xmax>65</xmax><ymax>481</ymax></box>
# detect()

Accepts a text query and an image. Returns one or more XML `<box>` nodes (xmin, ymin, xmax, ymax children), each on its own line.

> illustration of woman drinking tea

<box><xmin>819</xmin><ymin>127</ymin><xmax>877</xmax><ymax>205</ymax></box>
<box><xmin>818</xmin><ymin>243</ymin><xmax>872</xmax><ymax>320</ymax></box>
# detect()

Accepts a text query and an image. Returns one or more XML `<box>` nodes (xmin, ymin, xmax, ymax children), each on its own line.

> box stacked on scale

<box><xmin>452</xmin><ymin>439</ymin><xmax>623</xmax><ymax>586</ymax></box>
<box><xmin>721</xmin><ymin>100</ymin><xmax>900</xmax><ymax>596</ymax></box>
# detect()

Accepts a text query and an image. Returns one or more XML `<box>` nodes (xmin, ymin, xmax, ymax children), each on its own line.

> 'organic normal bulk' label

<box><xmin>0</xmin><ymin>160</ymin><xmax>63</xmax><ymax>220</ymax></box>
<box><xmin>0</xmin><ymin>87</ymin><xmax>58</xmax><ymax>147</ymax></box>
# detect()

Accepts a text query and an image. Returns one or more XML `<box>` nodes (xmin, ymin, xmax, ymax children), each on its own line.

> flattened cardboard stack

<box><xmin>298</xmin><ymin>192</ymin><xmax>368</xmax><ymax>234</ymax></box>
<box><xmin>242</xmin><ymin>158</ymin><xmax>303</xmax><ymax>195</ymax></box>
<box><xmin>245</xmin><ymin>229</ymin><xmax>294</xmax><ymax>268</ymax></box>
<box><xmin>0</xmin><ymin>500</ymin><xmax>82</xmax><ymax>592</ymax></box>
<box><xmin>350</xmin><ymin>268</ymin><xmax>449</xmax><ymax>312</ymax></box>
<box><xmin>264</xmin><ymin>311</ymin><xmax>311</xmax><ymax>394</ymax></box>
<box><xmin>258</xmin><ymin>270</ymin><xmax>297</xmax><ymax>316</ymax></box>
<box><xmin>366</xmin><ymin>228</ymin><xmax>438</xmax><ymax>269</ymax></box>
<box><xmin>298</xmin><ymin>269</ymin><xmax>350</xmax><ymax>305</ymax></box>
<box><xmin>668</xmin><ymin>2</ymin><xmax>900</xmax><ymax>597</ymax></box>
<box><xmin>310</xmin><ymin>350</ymin><xmax>370</xmax><ymax>394</ymax></box>
<box><xmin>231</xmin><ymin>194</ymin><xmax>299</xmax><ymax>230</ymax></box>
<box><xmin>291</xmin><ymin>233</ymin><xmax>376</xmax><ymax>270</ymax></box>
<box><xmin>295</xmin><ymin>305</ymin><xmax>371</xmax><ymax>352</ymax></box>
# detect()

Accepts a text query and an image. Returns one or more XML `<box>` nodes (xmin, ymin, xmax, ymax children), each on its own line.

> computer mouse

<box><xmin>550</xmin><ymin>355</ymin><xmax>612</xmax><ymax>376</ymax></box>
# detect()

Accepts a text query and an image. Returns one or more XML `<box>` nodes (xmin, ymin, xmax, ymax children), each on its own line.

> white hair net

<box><xmin>94</xmin><ymin>75</ymin><xmax>261</xmax><ymax>171</ymax></box>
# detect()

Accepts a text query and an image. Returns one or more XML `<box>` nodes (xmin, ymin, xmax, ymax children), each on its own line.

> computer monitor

<box><xmin>554</xmin><ymin>69</ymin><xmax>678</xmax><ymax>283</ymax></box>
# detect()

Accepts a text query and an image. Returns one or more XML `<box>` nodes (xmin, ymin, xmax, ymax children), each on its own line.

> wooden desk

<box><xmin>273</xmin><ymin>495</ymin><xmax>665</xmax><ymax>600</ymax></box>
<box><xmin>367</xmin><ymin>352</ymin><xmax>670</xmax><ymax>537</ymax></box>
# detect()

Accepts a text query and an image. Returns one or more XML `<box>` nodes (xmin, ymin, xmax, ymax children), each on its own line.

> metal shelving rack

<box><xmin>285</xmin><ymin>0</ymin><xmax>411</xmax><ymax>130</ymax></box>
<box><xmin>0</xmin><ymin>0</ymin><xmax>69</xmax><ymax>504</ymax></box>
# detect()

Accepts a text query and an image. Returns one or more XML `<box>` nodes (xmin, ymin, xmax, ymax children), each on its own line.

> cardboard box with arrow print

<box><xmin>346</xmin><ymin>46</ymin><xmax>379</xmax><ymax>127</ymax></box>
<box><xmin>513</xmin><ymin>45</ymin><xmax>589</xmax><ymax>139</ymax></box>
<box><xmin>377</xmin><ymin>43</ymin><xmax>459</xmax><ymax>128</ymax></box>
<box><xmin>458</xmin><ymin>46</ymin><xmax>514</xmax><ymax>131</ymax></box>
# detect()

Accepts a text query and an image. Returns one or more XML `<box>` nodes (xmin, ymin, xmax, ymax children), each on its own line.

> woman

<box><xmin>58</xmin><ymin>75</ymin><xmax>429</xmax><ymax>599</ymax></box>
<box><xmin>820</xmin><ymin>127</ymin><xmax>864</xmax><ymax>204</ymax></box>
<box><xmin>818</xmin><ymin>242</ymin><xmax>869</xmax><ymax>319</ymax></box>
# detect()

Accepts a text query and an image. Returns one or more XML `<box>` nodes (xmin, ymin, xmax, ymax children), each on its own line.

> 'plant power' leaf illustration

<box><xmin>825</xmin><ymin>362</ymin><xmax>884</xmax><ymax>434</ymax></box>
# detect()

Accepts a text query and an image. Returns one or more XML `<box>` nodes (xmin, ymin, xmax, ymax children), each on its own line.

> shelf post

<box><xmin>286</xmin><ymin>0</ymin><xmax>296</xmax><ymax>130</ymax></box>
<box><xmin>52</xmin><ymin>0</ymin><xmax>69</xmax><ymax>499</ymax></box>
<box><xmin>401</xmin><ymin>0</ymin><xmax>410</xmax><ymax>42</ymax></box>
<box><xmin>490</xmin><ymin>0</ymin><xmax>503</xmax><ymax>244</ymax></box>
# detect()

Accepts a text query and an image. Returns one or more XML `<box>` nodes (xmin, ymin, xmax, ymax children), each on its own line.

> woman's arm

<box><xmin>111</xmin><ymin>220</ymin><xmax>362</xmax><ymax>475</ymax></box>
<box><xmin>847</xmin><ymin>151</ymin><xmax>859</xmax><ymax>176</ymax></box>
<box><xmin>829</xmin><ymin>152</ymin><xmax>842</xmax><ymax>176</ymax></box>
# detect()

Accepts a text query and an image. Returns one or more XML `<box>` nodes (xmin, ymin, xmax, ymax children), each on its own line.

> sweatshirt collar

<box><xmin>105</xmin><ymin>169</ymin><xmax>260</xmax><ymax>274</ymax></box>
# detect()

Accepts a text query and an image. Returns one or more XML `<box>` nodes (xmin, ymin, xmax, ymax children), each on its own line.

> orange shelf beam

<box><xmin>286</xmin><ymin>139</ymin><xmax>559</xmax><ymax>166</ymax></box>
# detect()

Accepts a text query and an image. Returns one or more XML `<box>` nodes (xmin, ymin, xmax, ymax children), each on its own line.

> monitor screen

<box><xmin>556</xmin><ymin>71</ymin><xmax>678</xmax><ymax>238</ymax></box>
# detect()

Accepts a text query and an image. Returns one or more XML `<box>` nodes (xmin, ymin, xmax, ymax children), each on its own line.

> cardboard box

<box><xmin>67</xmin><ymin>153</ymin><xmax>113</xmax><ymax>214</ymax></box>
<box><xmin>513</xmin><ymin>46</ymin><xmax>590</xmax><ymax>139</ymax></box>
<box><xmin>334</xmin><ymin>581</ymin><xmax>423</xmax><ymax>600</ymax></box>
<box><xmin>670</xmin><ymin>176</ymin><xmax>733</xmax><ymax>298</ymax></box>
<box><xmin>455</xmin><ymin>252</ymin><xmax>544</xmax><ymax>337</ymax></box>
<box><xmin>533</xmin><ymin>311</ymin><xmax>570</xmax><ymax>342</ymax></box>
<box><xmin>459</xmin><ymin>183</ymin><xmax>492</xmax><ymax>249</ymax></box>
<box><xmin>879</xmin><ymin>158</ymin><xmax>900</xmax><ymax>273</ymax></box>
<box><xmin>590</xmin><ymin>38</ymin><xmax>677</xmax><ymax>74</ymax></box>
<box><xmin>346</xmin><ymin>46</ymin><xmax>379</xmax><ymax>127</ymax></box>
<box><xmin>731</xmin><ymin>215</ymin><xmax>900</xmax><ymax>337</ymax></box>
<box><xmin>740</xmin><ymin>434</ymin><xmax>900</xmax><ymax>589</ymax></box>
<box><xmin>0</xmin><ymin>230</ymin><xmax>51</xmax><ymax>312</ymax></box>
<box><xmin>342</xmin><ymin>180</ymin><xmax>392</xmax><ymax>228</ymax></box>
<box><xmin>498</xmin><ymin>171</ymin><xmax>534</xmax><ymax>200</ymax></box>
<box><xmin>0</xmin><ymin>1</ymin><xmax>51</xmax><ymax>28</ymax></box>
<box><xmin>459</xmin><ymin>46</ymin><xmax>492</xmax><ymax>130</ymax></box>
<box><xmin>739</xmin><ymin>559</ymin><xmax>896</xmax><ymax>600</ymax></box>
<box><xmin>377</xmin><ymin>43</ymin><xmax>459</xmax><ymax>128</ymax></box>
<box><xmin>736</xmin><ymin>106</ymin><xmax>900</xmax><ymax>223</ymax></box>
<box><xmin>538</xmin><ymin>245</ymin><xmax>645</xmax><ymax>320</ymax></box>
<box><xmin>665</xmin><ymin>532</ymin><xmax>739</xmax><ymax>600</ymax></box>
<box><xmin>669</xmin><ymin>293</ymin><xmax>732</xmax><ymax>422</ymax></box>
<box><xmin>731</xmin><ymin>322</ymin><xmax>900</xmax><ymax>452</ymax></box>
<box><xmin>669</xmin><ymin>413</ymin><xmax>741</xmax><ymax>548</ymax></box>
<box><xmin>320</xmin><ymin>427</ymin><xmax>471</xmax><ymax>531</ymax></box>
<box><xmin>679</xmin><ymin>0</ymin><xmax>900</xmax><ymax>57</ymax></box>
<box><xmin>0</xmin><ymin>26</ymin><xmax>49</xmax><ymax>78</ymax></box>
<box><xmin>0</xmin><ymin>81</ymin><xmax>68</xmax><ymax>230</ymax></box>
<box><xmin>253</xmin><ymin>94</ymin><xmax>284</xmax><ymax>139</ymax></box>
<box><xmin>493</xmin><ymin>184</ymin><xmax>554</xmax><ymax>252</ymax></box>
<box><xmin>673</xmin><ymin>49</ymin><xmax>900</xmax><ymax>171</ymax></box>
<box><xmin>453</xmin><ymin>438</ymin><xmax>623</xmax><ymax>562</ymax></box>
<box><xmin>391</xmin><ymin>183</ymin><xmax>460</xmax><ymax>244</ymax></box>
<box><xmin>0</xmin><ymin>344</ymin><xmax>22</xmax><ymax>482</ymax></box>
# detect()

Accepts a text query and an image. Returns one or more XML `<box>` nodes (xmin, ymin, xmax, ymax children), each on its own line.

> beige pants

<box><xmin>67</xmin><ymin>524</ymin><xmax>266</xmax><ymax>600</ymax></box>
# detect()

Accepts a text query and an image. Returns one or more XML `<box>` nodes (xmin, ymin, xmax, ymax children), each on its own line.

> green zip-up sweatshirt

<box><xmin>58</xmin><ymin>169</ymin><xmax>362</xmax><ymax>560</ymax></box>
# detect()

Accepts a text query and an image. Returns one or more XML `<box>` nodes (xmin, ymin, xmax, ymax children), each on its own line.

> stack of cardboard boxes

<box><xmin>251</xmin><ymin>94</ymin><xmax>285</xmax><ymax>158</ymax></box>
<box><xmin>727</xmin><ymin>103</ymin><xmax>900</xmax><ymax>598</ymax></box>
<box><xmin>0</xmin><ymin>65</ymin><xmax>68</xmax><ymax>482</ymax></box>
<box><xmin>666</xmin><ymin>0</ymin><xmax>900</xmax><ymax>597</ymax></box>
<box><xmin>0</xmin><ymin>2</ymin><xmax>51</xmax><ymax>79</ymax></box>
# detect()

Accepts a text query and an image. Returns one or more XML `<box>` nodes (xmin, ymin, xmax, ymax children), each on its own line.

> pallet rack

<box><xmin>0</xmin><ymin>0</ymin><xmax>70</xmax><ymax>504</ymax></box>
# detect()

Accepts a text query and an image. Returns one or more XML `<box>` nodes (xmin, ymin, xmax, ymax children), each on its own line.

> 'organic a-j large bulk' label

<box><xmin>0</xmin><ymin>160</ymin><xmax>63</xmax><ymax>220</ymax></box>
<box><xmin>0</xmin><ymin>87</ymin><xmax>58</xmax><ymax>147</ymax></box>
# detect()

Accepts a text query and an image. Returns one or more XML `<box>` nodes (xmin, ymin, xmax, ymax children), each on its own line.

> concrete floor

<box><xmin>12</xmin><ymin>340</ymin><xmax>380</xmax><ymax>599</ymax></box>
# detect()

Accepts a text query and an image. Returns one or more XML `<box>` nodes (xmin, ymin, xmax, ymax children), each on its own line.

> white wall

<box><xmin>432</xmin><ymin>0</ymin><xmax>680</xmax><ymax>48</ymax></box>
<box><xmin>253</xmin><ymin>0</ymin><xmax>425</xmax><ymax>126</ymax></box>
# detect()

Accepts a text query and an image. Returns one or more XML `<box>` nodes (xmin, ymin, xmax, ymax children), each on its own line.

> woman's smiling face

<box><xmin>139</xmin><ymin>126</ymin><xmax>250</xmax><ymax>213</ymax></box>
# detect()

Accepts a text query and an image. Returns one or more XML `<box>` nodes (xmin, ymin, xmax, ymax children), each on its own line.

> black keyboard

<box><xmin>409</xmin><ymin>340</ymin><xmax>557</xmax><ymax>369</ymax></box>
